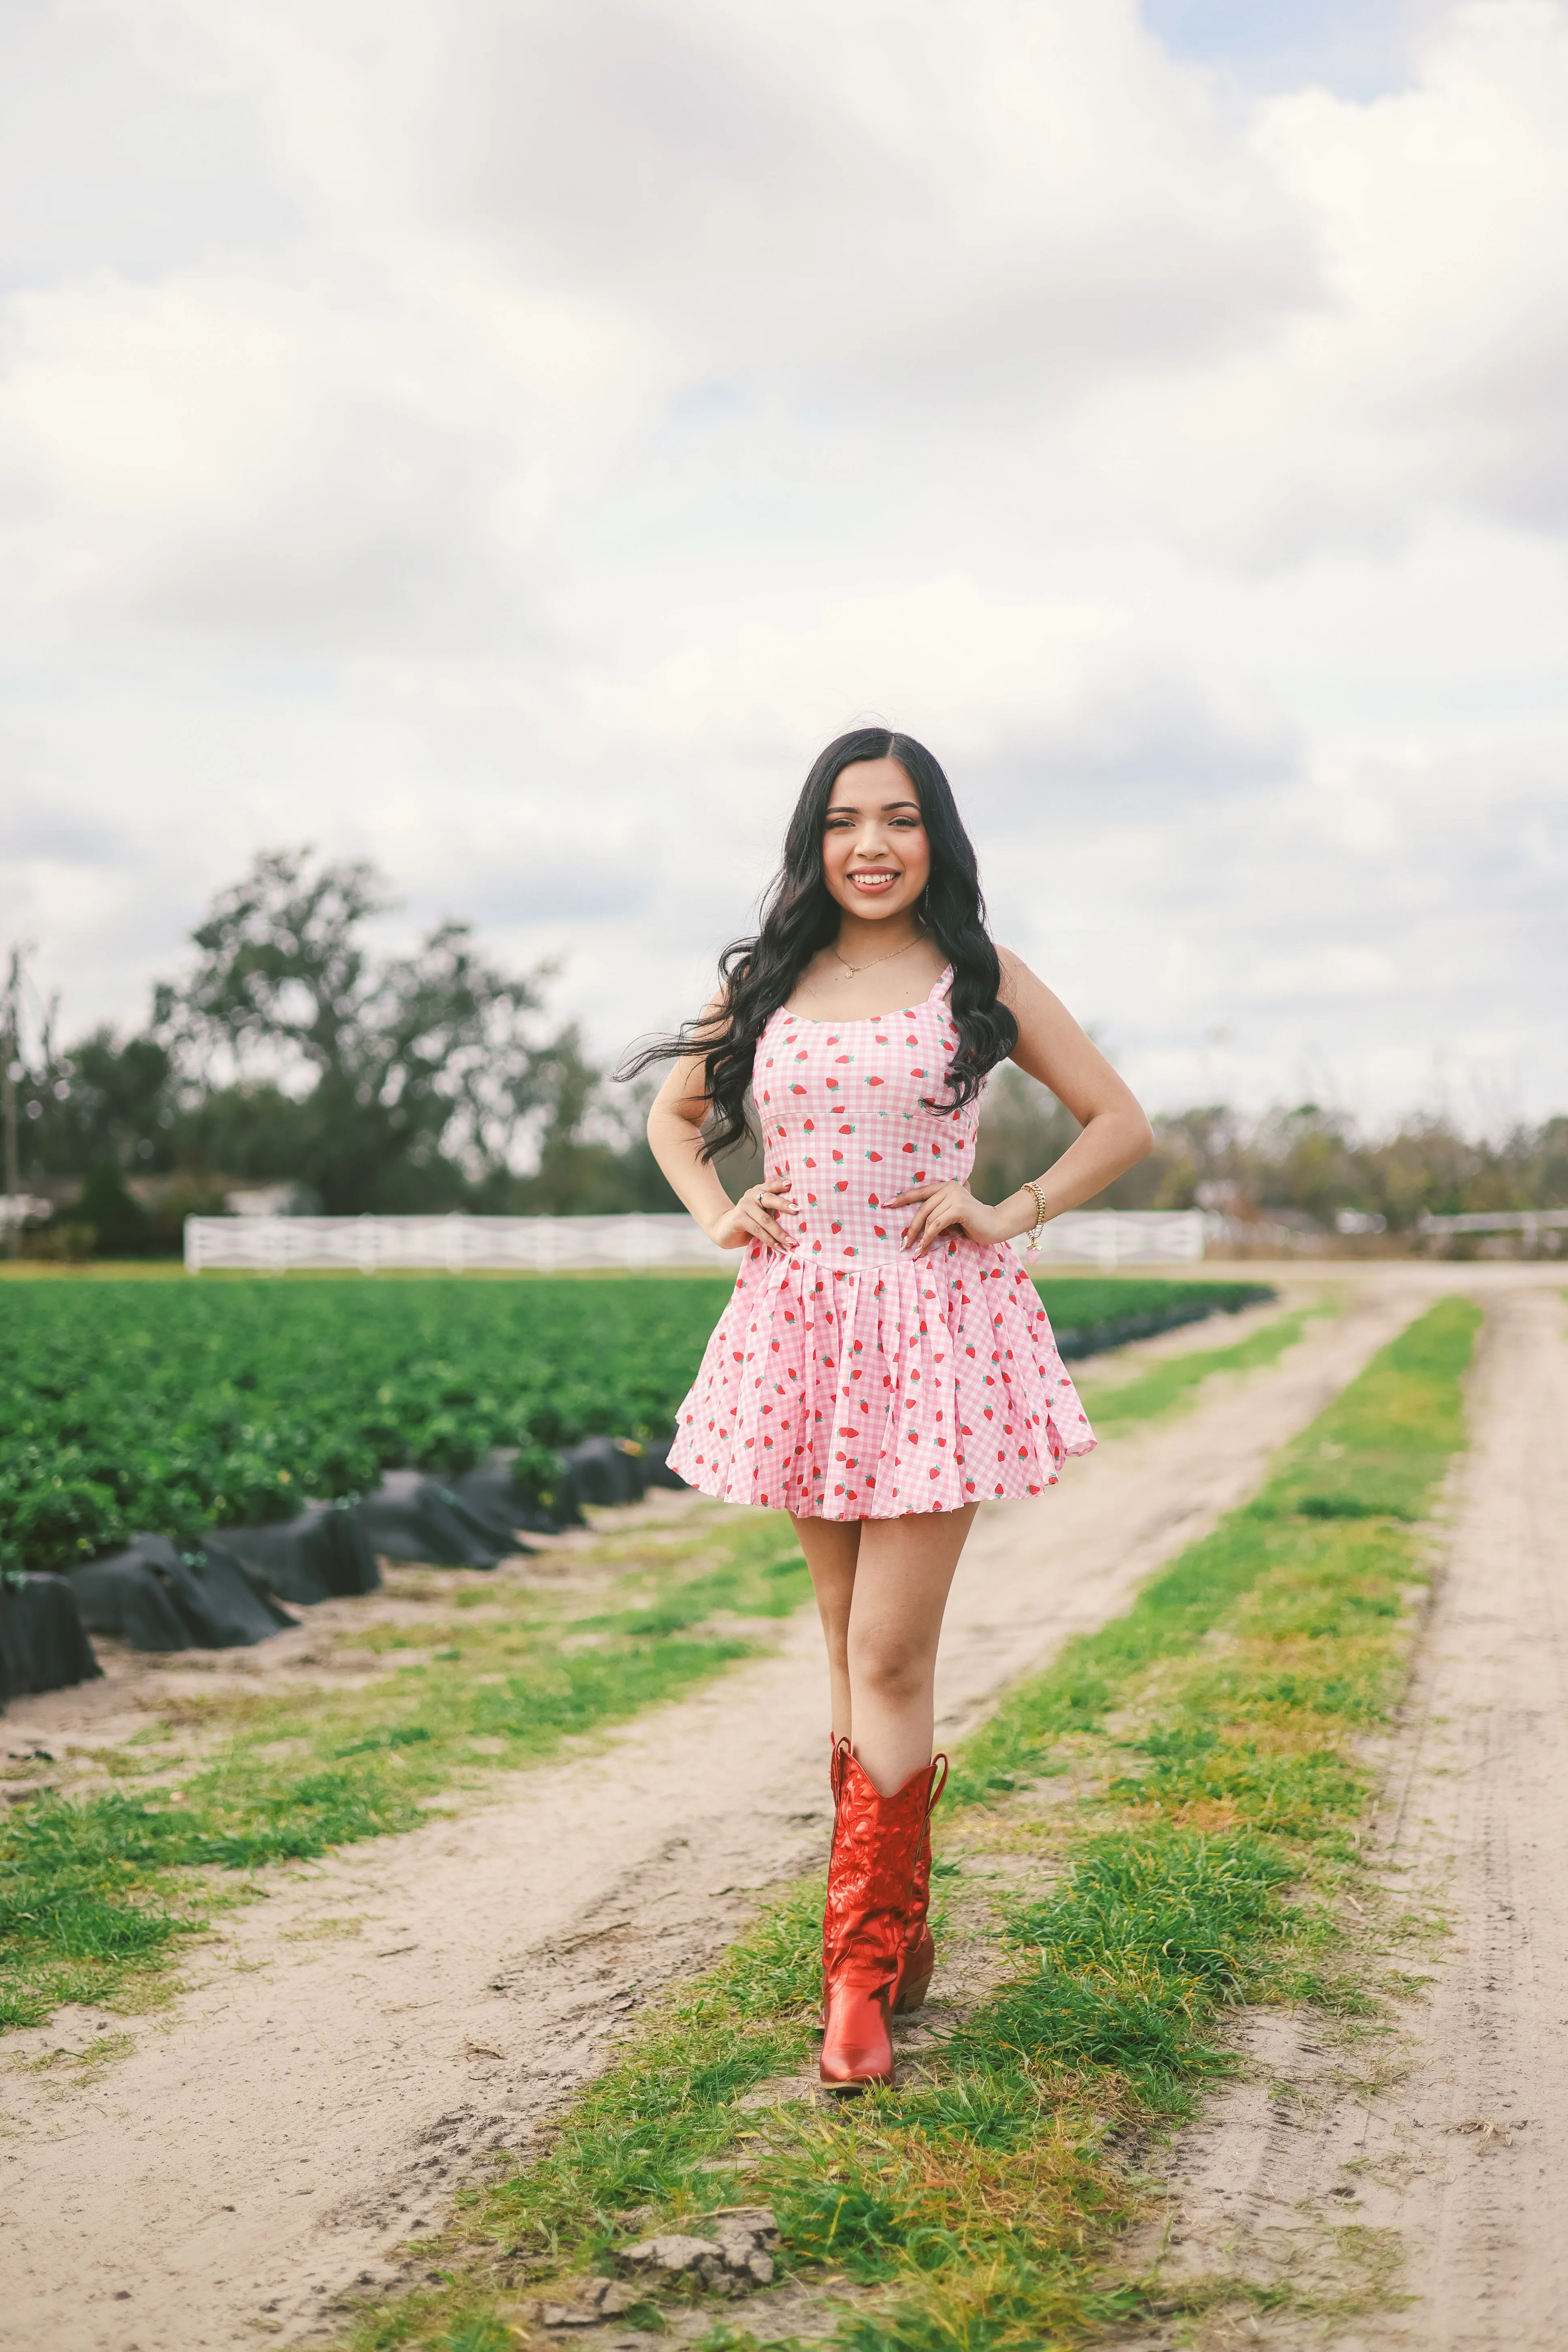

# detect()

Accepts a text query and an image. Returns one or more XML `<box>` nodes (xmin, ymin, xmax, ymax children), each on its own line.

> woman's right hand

<box><xmin>707</xmin><ymin>1180</ymin><xmax>796</xmax><ymax>1253</ymax></box>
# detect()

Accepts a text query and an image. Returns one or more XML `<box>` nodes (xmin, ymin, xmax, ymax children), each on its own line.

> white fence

<box><xmin>1021</xmin><ymin>1209</ymin><xmax>1204</xmax><ymax>1268</ymax></box>
<box><xmin>184</xmin><ymin>1213</ymin><xmax>733</xmax><ymax>1274</ymax></box>
<box><xmin>186</xmin><ymin>1206</ymin><xmax>1206</xmax><ymax>1274</ymax></box>
<box><xmin>1199</xmin><ymin>1211</ymin><xmax>1329</xmax><ymax>1256</ymax></box>
<box><xmin>1418</xmin><ymin>1209</ymin><xmax>1568</xmax><ymax>1255</ymax></box>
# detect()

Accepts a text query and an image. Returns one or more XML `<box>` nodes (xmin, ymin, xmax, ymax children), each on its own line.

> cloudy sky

<box><xmin>2</xmin><ymin>0</ymin><xmax>1565</xmax><ymax>1129</ymax></box>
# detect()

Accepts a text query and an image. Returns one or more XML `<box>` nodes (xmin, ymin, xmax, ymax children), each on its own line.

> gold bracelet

<box><xmin>1023</xmin><ymin>1180</ymin><xmax>1048</xmax><ymax>1260</ymax></box>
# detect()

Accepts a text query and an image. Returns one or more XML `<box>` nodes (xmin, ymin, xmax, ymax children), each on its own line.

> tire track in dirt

<box><xmin>1121</xmin><ymin>1278</ymin><xmax>1568</xmax><ymax>2352</ymax></box>
<box><xmin>0</xmin><ymin>1275</ymin><xmax>1438</xmax><ymax>2352</ymax></box>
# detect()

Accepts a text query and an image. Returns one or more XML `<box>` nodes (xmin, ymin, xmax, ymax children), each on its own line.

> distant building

<box><xmin>224</xmin><ymin>1184</ymin><xmax>308</xmax><ymax>1219</ymax></box>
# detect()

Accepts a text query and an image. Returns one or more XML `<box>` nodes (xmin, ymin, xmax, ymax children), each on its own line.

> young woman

<box><xmin>637</xmin><ymin>727</ymin><xmax>1152</xmax><ymax>2091</ymax></box>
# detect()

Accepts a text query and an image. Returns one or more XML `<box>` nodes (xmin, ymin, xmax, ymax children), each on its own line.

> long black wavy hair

<box><xmin>622</xmin><ymin>727</ymin><xmax>1018</xmax><ymax>1162</ymax></box>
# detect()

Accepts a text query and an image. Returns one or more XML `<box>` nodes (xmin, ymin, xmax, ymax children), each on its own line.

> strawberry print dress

<box><xmin>667</xmin><ymin>966</ymin><xmax>1095</xmax><ymax>1519</ymax></box>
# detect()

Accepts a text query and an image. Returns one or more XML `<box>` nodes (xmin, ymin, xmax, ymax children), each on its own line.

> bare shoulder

<box><xmin>990</xmin><ymin>949</ymin><xmax>1142</xmax><ymax>1131</ymax></box>
<box><xmin>994</xmin><ymin>944</ymin><xmax>1053</xmax><ymax>1005</ymax></box>
<box><xmin>993</xmin><ymin>948</ymin><xmax>1093</xmax><ymax>1065</ymax></box>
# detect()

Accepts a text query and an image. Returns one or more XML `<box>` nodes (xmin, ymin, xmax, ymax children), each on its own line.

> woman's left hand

<box><xmin>891</xmin><ymin>1180</ymin><xmax>1011</xmax><ymax>1255</ymax></box>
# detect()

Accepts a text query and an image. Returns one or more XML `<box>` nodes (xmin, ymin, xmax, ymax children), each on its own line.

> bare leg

<box><xmin>845</xmin><ymin>1508</ymin><xmax>976</xmax><ymax>1791</ymax></box>
<box><xmin>790</xmin><ymin>1514</ymin><xmax>860</xmax><ymax>1744</ymax></box>
<box><xmin>791</xmin><ymin>1505</ymin><xmax>978</xmax><ymax>1792</ymax></box>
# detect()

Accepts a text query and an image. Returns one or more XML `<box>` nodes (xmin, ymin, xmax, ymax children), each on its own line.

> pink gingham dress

<box><xmin>667</xmin><ymin>966</ymin><xmax>1095</xmax><ymax>1519</ymax></box>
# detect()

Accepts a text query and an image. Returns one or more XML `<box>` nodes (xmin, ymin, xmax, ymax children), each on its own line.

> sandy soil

<box><xmin>1120</xmin><ymin>1276</ymin><xmax>1568</xmax><ymax>2351</ymax></box>
<box><xmin>0</xmin><ymin>1269</ymin><xmax>1503</xmax><ymax>2352</ymax></box>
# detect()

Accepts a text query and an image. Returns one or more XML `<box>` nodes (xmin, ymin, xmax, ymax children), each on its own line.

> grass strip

<box><xmin>1073</xmin><ymin>1299</ymin><xmax>1328</xmax><ymax>1434</ymax></box>
<box><xmin>344</xmin><ymin>1295</ymin><xmax>1479</xmax><ymax>2351</ymax></box>
<box><xmin>0</xmin><ymin>1508</ymin><xmax>807</xmax><ymax>2032</ymax></box>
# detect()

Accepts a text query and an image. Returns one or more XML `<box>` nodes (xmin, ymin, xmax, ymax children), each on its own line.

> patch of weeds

<box><xmin>341</xmin><ymin>1296</ymin><xmax>1478</xmax><ymax>2351</ymax></box>
<box><xmin>690</xmin><ymin>2326</ymin><xmax>814</xmax><ymax>2352</ymax></box>
<box><xmin>343</xmin><ymin>2310</ymin><xmax>519</xmax><ymax>2352</ymax></box>
<box><xmin>333</xmin><ymin>1726</ymin><xmax>435</xmax><ymax>1758</ymax></box>
<box><xmin>281</xmin><ymin>1915</ymin><xmax>366</xmax><ymax>1943</ymax></box>
<box><xmin>17</xmin><ymin>2028</ymin><xmax>136</xmax><ymax>2076</ymax></box>
<box><xmin>434</xmin><ymin>2318</ymin><xmax>515</xmax><ymax>2352</ymax></box>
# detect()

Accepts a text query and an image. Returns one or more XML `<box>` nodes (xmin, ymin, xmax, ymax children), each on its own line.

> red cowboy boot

<box><xmin>820</xmin><ymin>1750</ymin><xmax>943</xmax><ymax>2092</ymax></box>
<box><xmin>893</xmin><ymin>1755</ymin><xmax>947</xmax><ymax>2014</ymax></box>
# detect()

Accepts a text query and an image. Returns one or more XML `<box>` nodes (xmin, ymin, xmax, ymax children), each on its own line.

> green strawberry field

<box><xmin>0</xmin><ymin>1272</ymin><xmax>1269</xmax><ymax>1573</ymax></box>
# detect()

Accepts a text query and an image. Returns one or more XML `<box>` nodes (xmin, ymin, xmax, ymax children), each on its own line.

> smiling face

<box><xmin>821</xmin><ymin>756</ymin><xmax>932</xmax><ymax>923</ymax></box>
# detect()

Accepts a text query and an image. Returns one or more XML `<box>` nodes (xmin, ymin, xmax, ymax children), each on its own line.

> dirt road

<box><xmin>0</xmin><ymin>1273</ymin><xmax>1466</xmax><ymax>2352</ymax></box>
<box><xmin>1128</xmin><ymin>1278</ymin><xmax>1568</xmax><ymax>2351</ymax></box>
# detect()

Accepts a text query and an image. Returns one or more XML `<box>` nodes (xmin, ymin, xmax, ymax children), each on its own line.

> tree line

<box><xmin>973</xmin><ymin>1069</ymin><xmax>1568</xmax><ymax>1240</ymax></box>
<box><xmin>8</xmin><ymin>850</ymin><xmax>678</xmax><ymax>1254</ymax></box>
<box><xmin>7</xmin><ymin>848</ymin><xmax>1565</xmax><ymax>1255</ymax></box>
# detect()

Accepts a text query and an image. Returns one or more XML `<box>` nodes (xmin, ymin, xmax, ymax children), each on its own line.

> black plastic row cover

<box><xmin>451</xmin><ymin>1452</ymin><xmax>564</xmax><ymax>1536</ymax></box>
<box><xmin>220</xmin><ymin>1503</ymin><xmax>381</xmax><ymax>1606</ymax></box>
<box><xmin>558</xmin><ymin>1435</ymin><xmax>646</xmax><ymax>1508</ymax></box>
<box><xmin>68</xmin><ymin>1535</ymin><xmax>297</xmax><ymax>1653</ymax></box>
<box><xmin>556</xmin><ymin>1434</ymin><xmax>689</xmax><ymax>1505</ymax></box>
<box><xmin>0</xmin><ymin>1575</ymin><xmax>102</xmax><ymax>1705</ymax></box>
<box><xmin>352</xmin><ymin>1470</ymin><xmax>521</xmax><ymax>1571</ymax></box>
<box><xmin>644</xmin><ymin>1437</ymin><xmax>688</xmax><ymax>1492</ymax></box>
<box><xmin>57</xmin><ymin>1431</ymin><xmax>689</xmax><ymax>1656</ymax></box>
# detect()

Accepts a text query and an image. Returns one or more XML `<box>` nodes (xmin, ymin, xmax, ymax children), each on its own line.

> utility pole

<box><xmin>3</xmin><ymin>944</ymin><xmax>27</xmax><ymax>1259</ymax></box>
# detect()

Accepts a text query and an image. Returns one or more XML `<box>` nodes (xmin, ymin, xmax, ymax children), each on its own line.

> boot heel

<box><xmin>892</xmin><ymin>1966</ymin><xmax>932</xmax><ymax>2016</ymax></box>
<box><xmin>892</xmin><ymin>1922</ymin><xmax>935</xmax><ymax>2014</ymax></box>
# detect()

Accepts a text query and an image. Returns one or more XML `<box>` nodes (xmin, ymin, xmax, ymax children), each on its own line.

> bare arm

<box><xmin>898</xmin><ymin>948</ymin><xmax>1154</xmax><ymax>1253</ymax></box>
<box><xmin>993</xmin><ymin>947</ymin><xmax>1154</xmax><ymax>1224</ymax></box>
<box><xmin>645</xmin><ymin>1008</ymin><xmax>797</xmax><ymax>1253</ymax></box>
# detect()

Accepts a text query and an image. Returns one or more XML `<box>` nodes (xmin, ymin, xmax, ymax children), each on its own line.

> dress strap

<box><xmin>926</xmin><ymin>963</ymin><xmax>955</xmax><ymax>1003</ymax></box>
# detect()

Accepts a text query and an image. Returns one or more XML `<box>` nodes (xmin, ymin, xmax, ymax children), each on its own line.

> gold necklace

<box><xmin>831</xmin><ymin>936</ymin><xmax>923</xmax><ymax>982</ymax></box>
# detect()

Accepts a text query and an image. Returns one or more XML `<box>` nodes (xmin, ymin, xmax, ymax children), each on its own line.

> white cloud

<box><xmin>1081</xmin><ymin>2</ymin><xmax>1568</xmax><ymax>558</ymax></box>
<box><xmin>85</xmin><ymin>0</ymin><xmax>1315</xmax><ymax>395</ymax></box>
<box><xmin>1</xmin><ymin>0</ymin><xmax>1565</xmax><ymax>1131</ymax></box>
<box><xmin>0</xmin><ymin>252</ymin><xmax>659</xmax><ymax>643</ymax></box>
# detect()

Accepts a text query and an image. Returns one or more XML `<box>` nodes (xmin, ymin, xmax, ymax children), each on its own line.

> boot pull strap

<box><xmin>927</xmin><ymin>1753</ymin><xmax>949</xmax><ymax>1812</ymax></box>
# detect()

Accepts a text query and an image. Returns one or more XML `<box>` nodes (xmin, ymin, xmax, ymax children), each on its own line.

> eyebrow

<box><xmin>826</xmin><ymin>799</ymin><xmax>921</xmax><ymax>816</ymax></box>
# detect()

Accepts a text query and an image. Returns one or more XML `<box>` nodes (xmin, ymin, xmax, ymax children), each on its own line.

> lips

<box><xmin>848</xmin><ymin>869</ymin><xmax>899</xmax><ymax>893</ymax></box>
